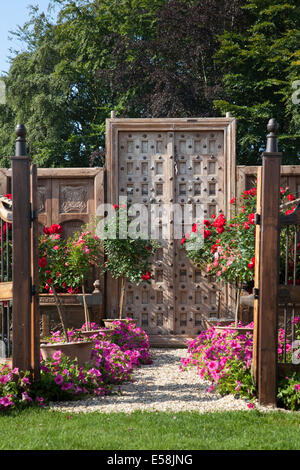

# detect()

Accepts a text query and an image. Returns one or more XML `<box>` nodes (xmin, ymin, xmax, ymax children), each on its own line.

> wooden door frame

<box><xmin>105</xmin><ymin>117</ymin><xmax>236</xmax><ymax>321</ymax></box>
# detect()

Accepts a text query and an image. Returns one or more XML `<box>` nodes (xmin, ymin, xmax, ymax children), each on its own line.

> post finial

<box><xmin>266</xmin><ymin>118</ymin><xmax>279</xmax><ymax>153</ymax></box>
<box><xmin>15</xmin><ymin>123</ymin><xmax>27</xmax><ymax>157</ymax></box>
<box><xmin>15</xmin><ymin>123</ymin><xmax>26</xmax><ymax>139</ymax></box>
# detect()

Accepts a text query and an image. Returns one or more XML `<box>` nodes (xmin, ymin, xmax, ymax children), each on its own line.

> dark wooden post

<box><xmin>258</xmin><ymin>119</ymin><xmax>282</xmax><ymax>406</ymax></box>
<box><xmin>11</xmin><ymin>124</ymin><xmax>32</xmax><ymax>372</ymax></box>
<box><xmin>252</xmin><ymin>166</ymin><xmax>262</xmax><ymax>386</ymax></box>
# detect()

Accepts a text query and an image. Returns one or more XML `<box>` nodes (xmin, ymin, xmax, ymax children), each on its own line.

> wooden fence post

<box><xmin>258</xmin><ymin>119</ymin><xmax>282</xmax><ymax>406</ymax></box>
<box><xmin>11</xmin><ymin>124</ymin><xmax>32</xmax><ymax>372</ymax></box>
<box><xmin>252</xmin><ymin>166</ymin><xmax>262</xmax><ymax>386</ymax></box>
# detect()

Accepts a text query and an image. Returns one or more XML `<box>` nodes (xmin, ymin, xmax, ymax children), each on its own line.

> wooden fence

<box><xmin>236</xmin><ymin>165</ymin><xmax>300</xmax><ymax>199</ymax></box>
<box><xmin>253</xmin><ymin>119</ymin><xmax>300</xmax><ymax>406</ymax></box>
<box><xmin>0</xmin><ymin>125</ymin><xmax>40</xmax><ymax>377</ymax></box>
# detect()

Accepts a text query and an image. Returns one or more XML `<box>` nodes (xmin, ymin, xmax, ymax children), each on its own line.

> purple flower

<box><xmin>54</xmin><ymin>374</ymin><xmax>64</xmax><ymax>385</ymax></box>
<box><xmin>61</xmin><ymin>382</ymin><xmax>73</xmax><ymax>391</ymax></box>
<box><xmin>0</xmin><ymin>396</ymin><xmax>14</xmax><ymax>408</ymax></box>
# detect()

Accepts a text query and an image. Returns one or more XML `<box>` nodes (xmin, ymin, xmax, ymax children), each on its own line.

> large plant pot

<box><xmin>214</xmin><ymin>326</ymin><xmax>253</xmax><ymax>334</ymax></box>
<box><xmin>103</xmin><ymin>319</ymin><xmax>129</xmax><ymax>329</ymax></box>
<box><xmin>40</xmin><ymin>341</ymin><xmax>93</xmax><ymax>366</ymax></box>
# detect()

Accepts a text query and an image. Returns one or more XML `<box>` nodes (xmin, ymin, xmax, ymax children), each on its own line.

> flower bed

<box><xmin>180</xmin><ymin>321</ymin><xmax>300</xmax><ymax>410</ymax></box>
<box><xmin>0</xmin><ymin>319</ymin><xmax>152</xmax><ymax>412</ymax></box>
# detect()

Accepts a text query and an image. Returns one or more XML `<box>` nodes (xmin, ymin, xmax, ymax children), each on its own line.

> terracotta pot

<box><xmin>214</xmin><ymin>326</ymin><xmax>253</xmax><ymax>333</ymax></box>
<box><xmin>103</xmin><ymin>319</ymin><xmax>129</xmax><ymax>329</ymax></box>
<box><xmin>40</xmin><ymin>341</ymin><xmax>93</xmax><ymax>366</ymax></box>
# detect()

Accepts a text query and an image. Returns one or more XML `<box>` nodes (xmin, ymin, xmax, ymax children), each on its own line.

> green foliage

<box><xmin>278</xmin><ymin>374</ymin><xmax>300</xmax><ymax>411</ymax></box>
<box><xmin>0</xmin><ymin>0</ymin><xmax>244</xmax><ymax>167</ymax></box>
<box><xmin>0</xmin><ymin>0</ymin><xmax>298</xmax><ymax>167</ymax></box>
<box><xmin>101</xmin><ymin>205</ymin><xmax>159</xmax><ymax>285</ymax></box>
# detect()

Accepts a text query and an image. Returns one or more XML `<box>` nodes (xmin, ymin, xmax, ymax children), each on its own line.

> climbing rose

<box><xmin>39</xmin><ymin>257</ymin><xmax>47</xmax><ymax>268</ymax></box>
<box><xmin>142</xmin><ymin>271</ymin><xmax>151</xmax><ymax>281</ymax></box>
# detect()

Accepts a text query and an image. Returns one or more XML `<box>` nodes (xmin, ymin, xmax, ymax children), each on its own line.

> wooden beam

<box><xmin>257</xmin><ymin>120</ymin><xmax>282</xmax><ymax>407</ymax></box>
<box><xmin>11</xmin><ymin>124</ymin><xmax>32</xmax><ymax>373</ymax></box>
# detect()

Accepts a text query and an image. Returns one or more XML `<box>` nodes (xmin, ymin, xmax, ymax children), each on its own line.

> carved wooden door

<box><xmin>106</xmin><ymin>118</ymin><xmax>236</xmax><ymax>336</ymax></box>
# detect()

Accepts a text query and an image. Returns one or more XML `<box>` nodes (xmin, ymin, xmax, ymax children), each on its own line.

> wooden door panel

<box><xmin>118</xmin><ymin>131</ymin><xmax>174</xmax><ymax>334</ymax></box>
<box><xmin>173</xmin><ymin>130</ymin><xmax>224</xmax><ymax>334</ymax></box>
<box><xmin>51</xmin><ymin>178</ymin><xmax>94</xmax><ymax>237</ymax></box>
<box><xmin>106</xmin><ymin>118</ymin><xmax>236</xmax><ymax>335</ymax></box>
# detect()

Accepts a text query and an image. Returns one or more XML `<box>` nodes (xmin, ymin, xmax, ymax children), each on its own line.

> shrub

<box><xmin>180</xmin><ymin>324</ymin><xmax>256</xmax><ymax>400</ymax></box>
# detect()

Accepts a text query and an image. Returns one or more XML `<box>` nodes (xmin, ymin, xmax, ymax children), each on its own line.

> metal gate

<box><xmin>105</xmin><ymin>117</ymin><xmax>236</xmax><ymax>336</ymax></box>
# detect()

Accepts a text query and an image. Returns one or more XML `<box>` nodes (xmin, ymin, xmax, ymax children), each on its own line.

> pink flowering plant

<box><xmin>181</xmin><ymin>316</ymin><xmax>300</xmax><ymax>410</ymax></box>
<box><xmin>81</xmin><ymin>319</ymin><xmax>153</xmax><ymax>365</ymax></box>
<box><xmin>0</xmin><ymin>319</ymin><xmax>152</xmax><ymax>412</ymax></box>
<box><xmin>180</xmin><ymin>324</ymin><xmax>256</xmax><ymax>401</ymax></box>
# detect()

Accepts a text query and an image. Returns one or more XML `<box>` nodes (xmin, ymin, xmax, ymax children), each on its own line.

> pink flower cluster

<box><xmin>0</xmin><ymin>319</ymin><xmax>152</xmax><ymax>412</ymax></box>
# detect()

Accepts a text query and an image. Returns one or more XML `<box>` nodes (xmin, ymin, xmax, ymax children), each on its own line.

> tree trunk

<box><xmin>52</xmin><ymin>285</ymin><xmax>68</xmax><ymax>342</ymax></box>
<box><xmin>82</xmin><ymin>282</ymin><xmax>91</xmax><ymax>330</ymax></box>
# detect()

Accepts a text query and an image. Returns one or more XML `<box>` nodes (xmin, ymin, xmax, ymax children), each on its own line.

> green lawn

<box><xmin>0</xmin><ymin>407</ymin><xmax>300</xmax><ymax>450</ymax></box>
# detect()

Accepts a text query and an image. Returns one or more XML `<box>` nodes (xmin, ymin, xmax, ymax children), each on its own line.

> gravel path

<box><xmin>49</xmin><ymin>348</ymin><xmax>275</xmax><ymax>414</ymax></box>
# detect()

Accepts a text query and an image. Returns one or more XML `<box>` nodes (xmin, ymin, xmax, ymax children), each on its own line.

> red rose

<box><xmin>49</xmin><ymin>224</ymin><xmax>63</xmax><ymax>234</ymax></box>
<box><xmin>113</xmin><ymin>204</ymin><xmax>119</xmax><ymax>210</ymax></box>
<box><xmin>39</xmin><ymin>257</ymin><xmax>47</xmax><ymax>268</ymax></box>
<box><xmin>287</xmin><ymin>194</ymin><xmax>296</xmax><ymax>201</ymax></box>
<box><xmin>4</xmin><ymin>193</ymin><xmax>12</xmax><ymax>200</ymax></box>
<box><xmin>230</xmin><ymin>197</ymin><xmax>236</xmax><ymax>204</ymax></box>
<box><xmin>192</xmin><ymin>224</ymin><xmax>198</xmax><ymax>233</ymax></box>
<box><xmin>181</xmin><ymin>237</ymin><xmax>186</xmax><ymax>245</ymax></box>
<box><xmin>285</xmin><ymin>207</ymin><xmax>296</xmax><ymax>215</ymax></box>
<box><xmin>249</xmin><ymin>213</ymin><xmax>255</xmax><ymax>225</ymax></box>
